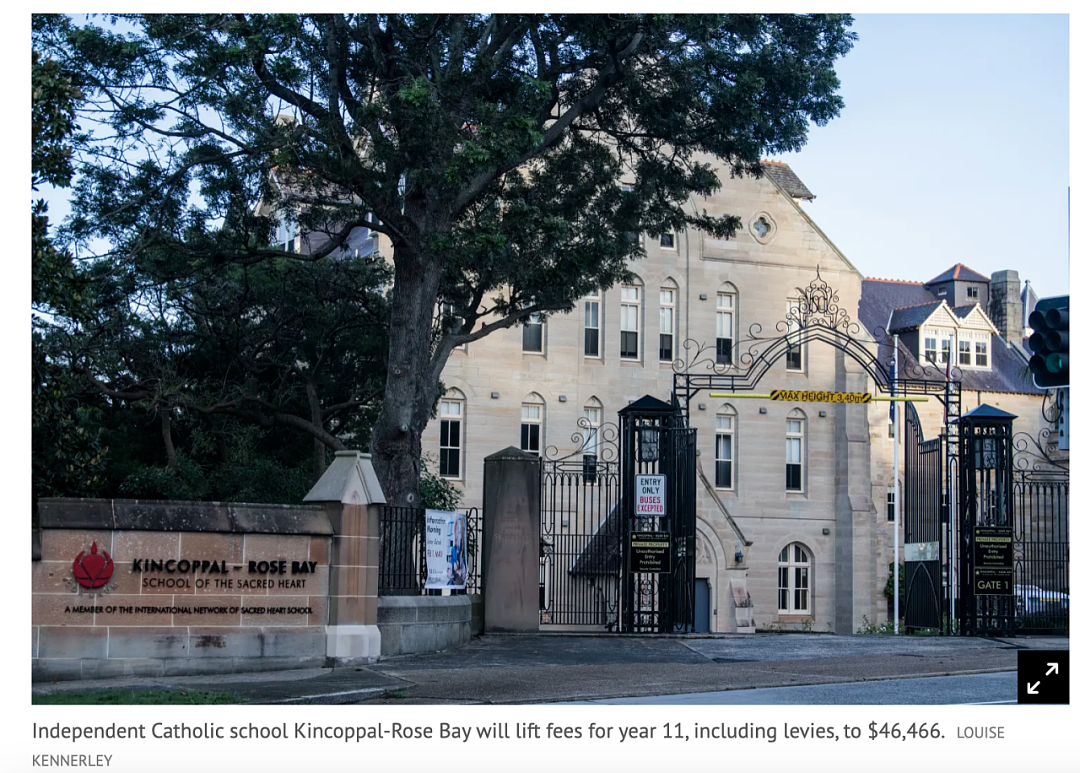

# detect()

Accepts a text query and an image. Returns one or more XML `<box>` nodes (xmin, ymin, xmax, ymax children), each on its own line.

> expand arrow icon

<box><xmin>1046</xmin><ymin>663</ymin><xmax>1059</xmax><ymax>676</ymax></box>
<box><xmin>1027</xmin><ymin>682</ymin><xmax>1041</xmax><ymax>694</ymax></box>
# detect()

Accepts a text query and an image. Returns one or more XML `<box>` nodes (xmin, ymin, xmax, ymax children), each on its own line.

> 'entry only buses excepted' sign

<box><xmin>635</xmin><ymin>474</ymin><xmax>666</xmax><ymax>516</ymax></box>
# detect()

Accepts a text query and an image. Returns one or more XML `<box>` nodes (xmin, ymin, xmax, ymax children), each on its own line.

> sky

<box><xmin>772</xmin><ymin>14</ymin><xmax>1069</xmax><ymax>297</ymax></box>
<box><xmin>33</xmin><ymin>13</ymin><xmax>1069</xmax><ymax>300</ymax></box>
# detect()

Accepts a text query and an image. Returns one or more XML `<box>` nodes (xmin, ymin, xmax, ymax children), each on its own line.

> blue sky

<box><xmin>772</xmin><ymin>14</ymin><xmax>1069</xmax><ymax>297</ymax></box>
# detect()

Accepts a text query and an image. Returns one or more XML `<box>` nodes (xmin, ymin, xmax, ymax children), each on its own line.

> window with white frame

<box><xmin>520</xmin><ymin>401</ymin><xmax>543</xmax><ymax>455</ymax></box>
<box><xmin>967</xmin><ymin>286</ymin><xmax>979</xmax><ymax>299</ymax></box>
<box><xmin>887</xmin><ymin>486</ymin><xmax>897</xmax><ymax>522</ymax></box>
<box><xmin>778</xmin><ymin>544</ymin><xmax>811</xmax><ymax>614</ymax></box>
<box><xmin>940</xmin><ymin>335</ymin><xmax>952</xmax><ymax>367</ymax></box>
<box><xmin>274</xmin><ymin>219</ymin><xmax>297</xmax><ymax>252</ymax></box>
<box><xmin>715</xmin><ymin>412</ymin><xmax>735</xmax><ymax>489</ymax></box>
<box><xmin>785</xmin><ymin>415</ymin><xmax>804</xmax><ymax>492</ymax></box>
<box><xmin>659</xmin><ymin>287</ymin><xmax>676</xmax><ymax>362</ymax></box>
<box><xmin>659</xmin><ymin>232</ymin><xmax>676</xmax><ymax>249</ymax></box>
<box><xmin>620</xmin><ymin>284</ymin><xmax>641</xmax><ymax>359</ymax></box>
<box><xmin>786</xmin><ymin>299</ymin><xmax>804</xmax><ymax>371</ymax></box>
<box><xmin>717</xmin><ymin>292</ymin><xmax>735</xmax><ymax>366</ymax></box>
<box><xmin>923</xmin><ymin>331</ymin><xmax>939</xmax><ymax>364</ymax></box>
<box><xmin>522</xmin><ymin>313</ymin><xmax>543</xmax><ymax>353</ymax></box>
<box><xmin>583</xmin><ymin>291</ymin><xmax>601</xmax><ymax>358</ymax></box>
<box><xmin>439</xmin><ymin>396</ymin><xmax>464</xmax><ymax>478</ymax></box>
<box><xmin>975</xmin><ymin>333</ymin><xmax>989</xmax><ymax>367</ymax></box>
<box><xmin>958</xmin><ymin>337</ymin><xmax>972</xmax><ymax>366</ymax></box>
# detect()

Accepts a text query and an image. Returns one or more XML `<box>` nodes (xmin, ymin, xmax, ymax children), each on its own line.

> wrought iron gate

<box><xmin>539</xmin><ymin>395</ymin><xmax>696</xmax><ymax>632</ymax></box>
<box><xmin>903</xmin><ymin>403</ymin><xmax>946</xmax><ymax>633</ymax></box>
<box><xmin>1013</xmin><ymin>429</ymin><xmax>1069</xmax><ymax>636</ymax></box>
<box><xmin>540</xmin><ymin>422</ymin><xmax>622</xmax><ymax>629</ymax></box>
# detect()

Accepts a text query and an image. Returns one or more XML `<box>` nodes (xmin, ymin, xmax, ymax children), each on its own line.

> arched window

<box><xmin>785</xmin><ymin>409</ymin><xmax>806</xmax><ymax>492</ymax></box>
<box><xmin>521</xmin><ymin>393</ymin><xmax>545</xmax><ymax>455</ymax></box>
<box><xmin>716</xmin><ymin>283</ymin><xmax>738</xmax><ymax>365</ymax></box>
<box><xmin>620</xmin><ymin>279</ymin><xmax>642</xmax><ymax>360</ymax></box>
<box><xmin>439</xmin><ymin>389</ymin><xmax>466</xmax><ymax>479</ymax></box>
<box><xmin>778</xmin><ymin>543</ymin><xmax>811</xmax><ymax>614</ymax></box>
<box><xmin>583</xmin><ymin>289</ymin><xmax>602</xmax><ymax>358</ymax></box>
<box><xmin>715</xmin><ymin>405</ymin><xmax>736</xmax><ymax>490</ymax></box>
<box><xmin>659</xmin><ymin>282</ymin><xmax>678</xmax><ymax>362</ymax></box>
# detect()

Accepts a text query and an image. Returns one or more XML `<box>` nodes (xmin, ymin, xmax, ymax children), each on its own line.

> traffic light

<box><xmin>1028</xmin><ymin>296</ymin><xmax>1069</xmax><ymax>389</ymax></box>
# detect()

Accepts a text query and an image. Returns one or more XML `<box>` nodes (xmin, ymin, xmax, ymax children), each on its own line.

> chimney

<box><xmin>989</xmin><ymin>270</ymin><xmax>1022</xmax><ymax>347</ymax></box>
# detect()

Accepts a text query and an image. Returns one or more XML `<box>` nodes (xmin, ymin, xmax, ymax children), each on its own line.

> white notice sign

<box><xmin>635</xmin><ymin>474</ymin><xmax>666</xmax><ymax>516</ymax></box>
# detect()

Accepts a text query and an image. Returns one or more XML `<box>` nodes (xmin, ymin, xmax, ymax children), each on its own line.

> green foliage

<box><xmin>419</xmin><ymin>454</ymin><xmax>463</xmax><ymax>511</ymax></box>
<box><xmin>36</xmin><ymin>13</ymin><xmax>856</xmax><ymax>503</ymax></box>
<box><xmin>884</xmin><ymin>562</ymin><xmax>905</xmax><ymax>611</ymax></box>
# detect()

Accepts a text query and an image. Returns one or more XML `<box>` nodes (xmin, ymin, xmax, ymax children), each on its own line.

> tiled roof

<box><xmin>888</xmin><ymin>301</ymin><xmax>946</xmax><ymax>333</ymax></box>
<box><xmin>953</xmin><ymin>304</ymin><xmax>980</xmax><ymax>319</ymax></box>
<box><xmin>760</xmin><ymin>160</ymin><xmax>815</xmax><ymax>200</ymax></box>
<box><xmin>926</xmin><ymin>263</ymin><xmax>991</xmax><ymax>285</ymax></box>
<box><xmin>859</xmin><ymin>278</ymin><xmax>1040</xmax><ymax>395</ymax></box>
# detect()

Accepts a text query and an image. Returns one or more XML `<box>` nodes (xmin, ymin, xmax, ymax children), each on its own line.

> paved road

<box><xmin>563</xmin><ymin>671</ymin><xmax>1019</xmax><ymax>705</ymax></box>
<box><xmin>31</xmin><ymin>634</ymin><xmax>1066</xmax><ymax>705</ymax></box>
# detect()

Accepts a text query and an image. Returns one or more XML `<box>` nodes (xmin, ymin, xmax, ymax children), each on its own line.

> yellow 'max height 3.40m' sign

<box><xmin>768</xmin><ymin>389</ymin><xmax>871</xmax><ymax>404</ymax></box>
<box><xmin>708</xmin><ymin>391</ymin><xmax>928</xmax><ymax>403</ymax></box>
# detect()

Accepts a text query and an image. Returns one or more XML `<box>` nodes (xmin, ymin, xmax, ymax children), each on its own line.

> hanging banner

<box><xmin>425</xmin><ymin>510</ymin><xmax>468</xmax><ymax>590</ymax></box>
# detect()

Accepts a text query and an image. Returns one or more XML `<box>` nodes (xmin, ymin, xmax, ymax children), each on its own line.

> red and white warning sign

<box><xmin>635</xmin><ymin>474</ymin><xmax>666</xmax><ymax>516</ymax></box>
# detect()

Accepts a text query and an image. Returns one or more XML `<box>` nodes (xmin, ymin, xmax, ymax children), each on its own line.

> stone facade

<box><xmin>424</xmin><ymin>157</ymin><xmax>881</xmax><ymax>634</ymax></box>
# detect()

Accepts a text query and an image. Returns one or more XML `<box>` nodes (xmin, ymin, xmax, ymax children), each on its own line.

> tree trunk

<box><xmin>161</xmin><ymin>408</ymin><xmax>177</xmax><ymax>469</ymax></box>
<box><xmin>370</xmin><ymin>243</ymin><xmax>444</xmax><ymax>507</ymax></box>
<box><xmin>306</xmin><ymin>379</ymin><xmax>327</xmax><ymax>483</ymax></box>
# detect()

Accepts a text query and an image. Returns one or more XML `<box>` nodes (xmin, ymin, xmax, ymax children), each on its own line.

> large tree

<box><xmin>36</xmin><ymin>13</ymin><xmax>856</xmax><ymax>505</ymax></box>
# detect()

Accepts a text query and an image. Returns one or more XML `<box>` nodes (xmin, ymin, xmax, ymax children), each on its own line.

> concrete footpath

<box><xmin>31</xmin><ymin>633</ymin><xmax>1068</xmax><ymax>705</ymax></box>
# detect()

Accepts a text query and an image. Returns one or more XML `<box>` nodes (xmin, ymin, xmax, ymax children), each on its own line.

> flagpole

<box><xmin>893</xmin><ymin>334</ymin><xmax>900</xmax><ymax>634</ymax></box>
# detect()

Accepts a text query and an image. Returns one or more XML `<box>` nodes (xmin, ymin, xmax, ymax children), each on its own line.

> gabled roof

<box><xmin>859</xmin><ymin>278</ymin><xmax>1041</xmax><ymax>396</ymax></box>
<box><xmin>953</xmin><ymin>304</ymin><xmax>980</xmax><ymax>319</ymax></box>
<box><xmin>760</xmin><ymin>160</ymin><xmax>815</xmax><ymax>200</ymax></box>
<box><xmin>888</xmin><ymin>300</ymin><xmax>957</xmax><ymax>334</ymax></box>
<box><xmin>926</xmin><ymin>263</ymin><xmax>991</xmax><ymax>285</ymax></box>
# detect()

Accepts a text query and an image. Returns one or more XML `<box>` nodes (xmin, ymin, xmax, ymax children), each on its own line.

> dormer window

<box><xmin>967</xmin><ymin>287</ymin><xmax>979</xmax><ymax>300</ymax></box>
<box><xmin>923</xmin><ymin>335</ymin><xmax>938</xmax><ymax>364</ymax></box>
<box><xmin>976</xmin><ymin>337</ymin><xmax>989</xmax><ymax>367</ymax></box>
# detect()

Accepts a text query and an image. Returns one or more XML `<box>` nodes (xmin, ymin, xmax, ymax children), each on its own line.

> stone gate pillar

<box><xmin>481</xmin><ymin>447</ymin><xmax>541</xmax><ymax>632</ymax></box>
<box><xmin>304</xmin><ymin>450</ymin><xmax>385</xmax><ymax>662</ymax></box>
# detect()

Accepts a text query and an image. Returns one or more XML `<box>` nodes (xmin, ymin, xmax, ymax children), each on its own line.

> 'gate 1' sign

<box><xmin>974</xmin><ymin>526</ymin><xmax>1013</xmax><ymax>595</ymax></box>
<box><xmin>635</xmin><ymin>474</ymin><xmax>666</xmax><ymax>516</ymax></box>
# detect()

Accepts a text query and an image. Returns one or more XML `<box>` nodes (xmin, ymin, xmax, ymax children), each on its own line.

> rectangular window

<box><xmin>786</xmin><ymin>299</ymin><xmax>804</xmax><ymax>371</ymax></box>
<box><xmin>439</xmin><ymin>401</ymin><xmax>463</xmax><ymax>478</ymax></box>
<box><xmin>584</xmin><ymin>293</ymin><xmax>600</xmax><ymax>357</ymax></box>
<box><xmin>785</xmin><ymin>419</ymin><xmax>803</xmax><ymax>492</ymax></box>
<box><xmin>924</xmin><ymin>336</ymin><xmax>938</xmax><ymax>364</ymax></box>
<box><xmin>520</xmin><ymin>404</ymin><xmax>542</xmax><ymax>455</ymax></box>
<box><xmin>794</xmin><ymin>566</ymin><xmax>810</xmax><ymax>612</ymax></box>
<box><xmin>958</xmin><ymin>339</ymin><xmax>972</xmax><ymax>365</ymax></box>
<box><xmin>887</xmin><ymin>486</ymin><xmax>896</xmax><ymax>522</ymax></box>
<box><xmin>975</xmin><ymin>340</ymin><xmax>988</xmax><ymax>367</ymax></box>
<box><xmin>659</xmin><ymin>289</ymin><xmax>675</xmax><ymax>362</ymax></box>
<box><xmin>522</xmin><ymin>313</ymin><xmax>543</xmax><ymax>353</ymax></box>
<box><xmin>660</xmin><ymin>233</ymin><xmax>676</xmax><ymax>249</ymax></box>
<box><xmin>967</xmin><ymin>286</ymin><xmax>979</xmax><ymax>299</ymax></box>
<box><xmin>620</xmin><ymin>285</ymin><xmax>640</xmax><ymax>359</ymax></box>
<box><xmin>275</xmin><ymin>220</ymin><xmax>297</xmax><ymax>252</ymax></box>
<box><xmin>940</xmin><ymin>336</ymin><xmax>951</xmax><ymax>366</ymax></box>
<box><xmin>716</xmin><ymin>293</ymin><xmax>734</xmax><ymax>365</ymax></box>
<box><xmin>715</xmin><ymin>415</ymin><xmax>733</xmax><ymax>489</ymax></box>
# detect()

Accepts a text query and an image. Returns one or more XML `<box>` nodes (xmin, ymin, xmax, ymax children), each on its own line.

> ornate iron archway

<box><xmin>671</xmin><ymin>267</ymin><xmax>964</xmax><ymax>635</ymax></box>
